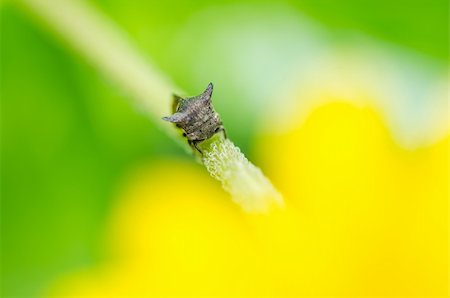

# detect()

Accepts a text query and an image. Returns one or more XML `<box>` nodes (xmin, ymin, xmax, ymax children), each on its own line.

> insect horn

<box><xmin>201</xmin><ymin>82</ymin><xmax>213</xmax><ymax>101</ymax></box>
<box><xmin>162</xmin><ymin>112</ymin><xmax>185</xmax><ymax>123</ymax></box>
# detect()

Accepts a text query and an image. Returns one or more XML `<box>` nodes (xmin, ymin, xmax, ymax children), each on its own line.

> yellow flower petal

<box><xmin>257</xmin><ymin>102</ymin><xmax>448</xmax><ymax>296</ymax></box>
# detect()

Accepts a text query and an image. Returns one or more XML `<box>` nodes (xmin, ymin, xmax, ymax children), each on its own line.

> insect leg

<box><xmin>188</xmin><ymin>140</ymin><xmax>203</xmax><ymax>154</ymax></box>
<box><xmin>172</xmin><ymin>94</ymin><xmax>183</xmax><ymax>113</ymax></box>
<box><xmin>215</xmin><ymin>125</ymin><xmax>228</xmax><ymax>139</ymax></box>
<box><xmin>221</xmin><ymin>127</ymin><xmax>228</xmax><ymax>139</ymax></box>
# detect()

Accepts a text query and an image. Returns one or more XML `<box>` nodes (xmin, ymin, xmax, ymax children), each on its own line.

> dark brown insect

<box><xmin>162</xmin><ymin>82</ymin><xmax>227</xmax><ymax>153</ymax></box>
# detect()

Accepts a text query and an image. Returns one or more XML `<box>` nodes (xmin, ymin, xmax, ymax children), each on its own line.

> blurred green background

<box><xmin>1</xmin><ymin>0</ymin><xmax>448</xmax><ymax>297</ymax></box>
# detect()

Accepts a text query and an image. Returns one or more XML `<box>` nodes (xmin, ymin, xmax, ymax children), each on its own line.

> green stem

<box><xmin>19</xmin><ymin>0</ymin><xmax>284</xmax><ymax>213</ymax></box>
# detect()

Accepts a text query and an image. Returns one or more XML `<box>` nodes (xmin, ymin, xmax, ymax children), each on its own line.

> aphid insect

<box><xmin>162</xmin><ymin>82</ymin><xmax>227</xmax><ymax>154</ymax></box>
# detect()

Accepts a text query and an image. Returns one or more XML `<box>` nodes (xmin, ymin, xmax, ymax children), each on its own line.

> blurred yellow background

<box><xmin>1</xmin><ymin>0</ymin><xmax>448</xmax><ymax>297</ymax></box>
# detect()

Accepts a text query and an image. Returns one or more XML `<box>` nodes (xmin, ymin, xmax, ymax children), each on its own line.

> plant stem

<box><xmin>19</xmin><ymin>0</ymin><xmax>284</xmax><ymax>213</ymax></box>
<box><xmin>200</xmin><ymin>134</ymin><xmax>284</xmax><ymax>212</ymax></box>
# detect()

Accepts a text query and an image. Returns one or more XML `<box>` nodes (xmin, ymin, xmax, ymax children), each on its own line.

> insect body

<box><xmin>162</xmin><ymin>83</ymin><xmax>227</xmax><ymax>153</ymax></box>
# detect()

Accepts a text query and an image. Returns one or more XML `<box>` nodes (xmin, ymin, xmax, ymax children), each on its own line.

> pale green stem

<box><xmin>18</xmin><ymin>0</ymin><xmax>284</xmax><ymax>213</ymax></box>
<box><xmin>199</xmin><ymin>135</ymin><xmax>284</xmax><ymax>212</ymax></box>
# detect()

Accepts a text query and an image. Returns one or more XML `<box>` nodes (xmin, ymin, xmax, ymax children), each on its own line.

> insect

<box><xmin>162</xmin><ymin>82</ymin><xmax>227</xmax><ymax>153</ymax></box>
